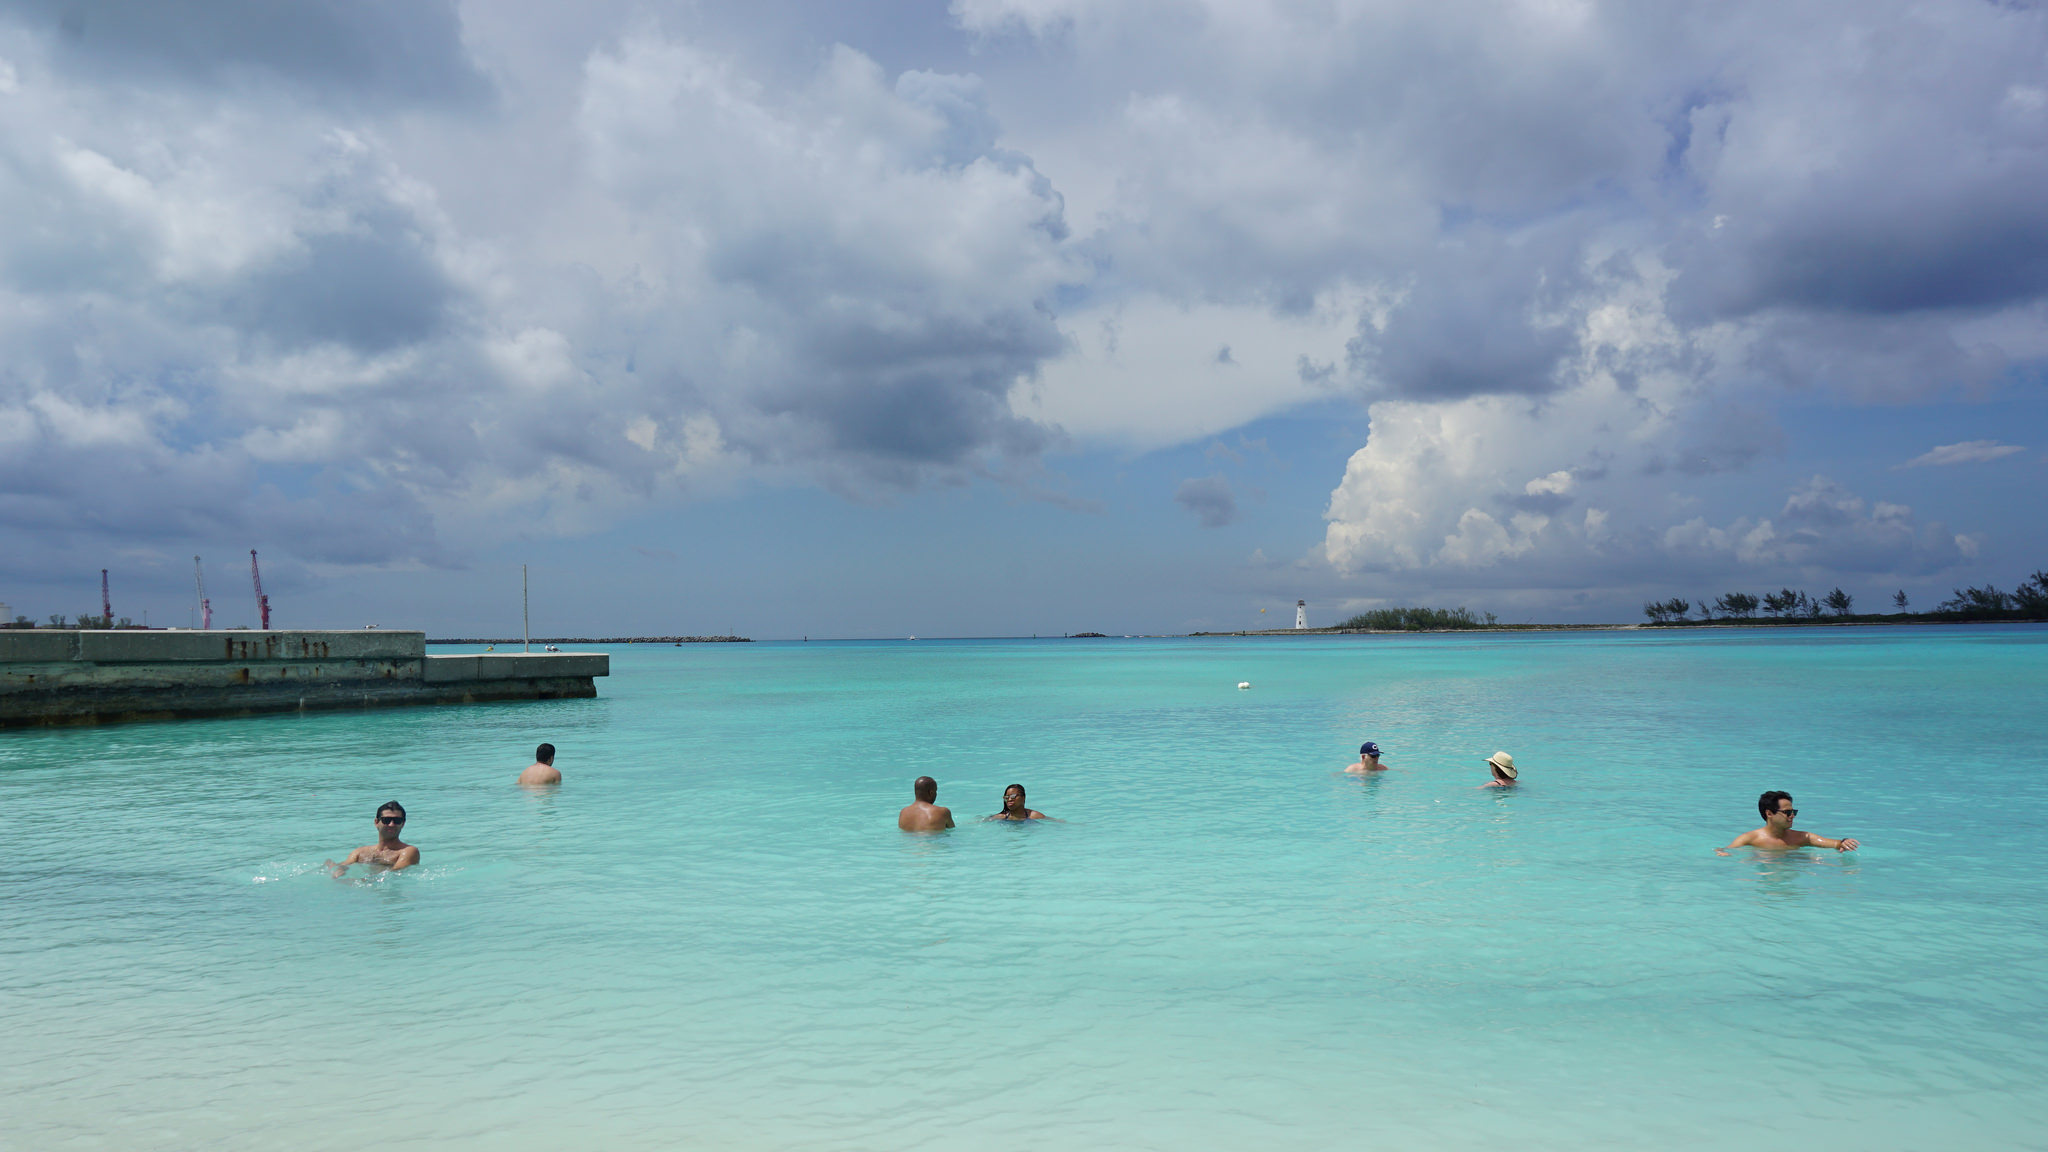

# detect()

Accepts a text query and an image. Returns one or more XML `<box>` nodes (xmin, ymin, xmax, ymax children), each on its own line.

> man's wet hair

<box><xmin>536</xmin><ymin>743</ymin><xmax>555</xmax><ymax>764</ymax></box>
<box><xmin>914</xmin><ymin>776</ymin><xmax>937</xmax><ymax>802</ymax></box>
<box><xmin>377</xmin><ymin>800</ymin><xmax>407</xmax><ymax>820</ymax></box>
<box><xmin>1758</xmin><ymin>791</ymin><xmax>1792</xmax><ymax>820</ymax></box>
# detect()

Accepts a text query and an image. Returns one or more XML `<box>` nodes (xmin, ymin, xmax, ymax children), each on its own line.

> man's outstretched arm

<box><xmin>1798</xmin><ymin>831</ymin><xmax>1859</xmax><ymax>851</ymax></box>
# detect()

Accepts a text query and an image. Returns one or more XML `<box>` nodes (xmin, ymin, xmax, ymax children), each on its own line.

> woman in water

<box><xmin>987</xmin><ymin>783</ymin><xmax>1048</xmax><ymax>821</ymax></box>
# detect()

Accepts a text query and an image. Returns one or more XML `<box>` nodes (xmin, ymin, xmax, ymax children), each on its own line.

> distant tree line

<box><xmin>0</xmin><ymin>613</ymin><xmax>144</xmax><ymax>629</ymax></box>
<box><xmin>1936</xmin><ymin>571</ymin><xmax>2048</xmax><ymax>617</ymax></box>
<box><xmin>39</xmin><ymin>613</ymin><xmax>136</xmax><ymax>629</ymax></box>
<box><xmin>1644</xmin><ymin>569</ymin><xmax>2048</xmax><ymax>625</ymax></box>
<box><xmin>1337</xmin><ymin>606</ymin><xmax>1499</xmax><ymax>631</ymax></box>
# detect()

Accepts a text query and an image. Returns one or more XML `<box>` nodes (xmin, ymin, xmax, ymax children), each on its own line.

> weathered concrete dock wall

<box><xmin>0</xmin><ymin>631</ymin><xmax>608</xmax><ymax>728</ymax></box>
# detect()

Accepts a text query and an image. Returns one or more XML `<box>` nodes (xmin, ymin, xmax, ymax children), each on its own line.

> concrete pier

<box><xmin>0</xmin><ymin>630</ymin><xmax>608</xmax><ymax>728</ymax></box>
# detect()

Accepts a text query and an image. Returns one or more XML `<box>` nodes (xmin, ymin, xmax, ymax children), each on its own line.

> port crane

<box><xmin>250</xmin><ymin>550</ymin><xmax>271</xmax><ymax>629</ymax></box>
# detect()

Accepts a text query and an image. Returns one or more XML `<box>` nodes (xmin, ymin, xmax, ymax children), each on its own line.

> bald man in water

<box><xmin>898</xmin><ymin>776</ymin><xmax>954</xmax><ymax>831</ymax></box>
<box><xmin>516</xmin><ymin>743</ymin><xmax>561</xmax><ymax>786</ymax></box>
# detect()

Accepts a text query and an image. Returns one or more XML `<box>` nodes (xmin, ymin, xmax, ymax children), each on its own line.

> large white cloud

<box><xmin>1320</xmin><ymin>255</ymin><xmax>1975</xmax><ymax>588</ymax></box>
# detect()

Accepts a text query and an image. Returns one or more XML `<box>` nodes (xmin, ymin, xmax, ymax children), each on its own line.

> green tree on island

<box><xmin>2016</xmin><ymin>572</ymin><xmax>2048</xmax><ymax>616</ymax></box>
<box><xmin>1714</xmin><ymin>592</ymin><xmax>1760</xmax><ymax>618</ymax></box>
<box><xmin>1940</xmin><ymin>584</ymin><xmax>2013</xmax><ymax>614</ymax></box>
<box><xmin>1642</xmin><ymin>567</ymin><xmax>2044</xmax><ymax>626</ymax></box>
<box><xmin>1942</xmin><ymin>572</ymin><xmax>2048</xmax><ymax>618</ymax></box>
<box><xmin>1337</xmin><ymin>606</ymin><xmax>1498</xmax><ymax>630</ymax></box>
<box><xmin>1642</xmin><ymin>597</ymin><xmax>1691</xmax><ymax>623</ymax></box>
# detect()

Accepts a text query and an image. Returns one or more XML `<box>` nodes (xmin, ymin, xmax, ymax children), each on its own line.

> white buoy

<box><xmin>1238</xmin><ymin>681</ymin><xmax>1251</xmax><ymax>690</ymax></box>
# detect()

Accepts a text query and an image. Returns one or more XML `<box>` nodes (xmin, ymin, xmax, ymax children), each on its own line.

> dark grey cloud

<box><xmin>1697</xmin><ymin>189</ymin><xmax>2048</xmax><ymax>318</ymax></box>
<box><xmin>1725</xmin><ymin>311</ymin><xmax>2010</xmax><ymax>400</ymax></box>
<box><xmin>1667</xmin><ymin>3</ymin><xmax>2048</xmax><ymax>323</ymax></box>
<box><xmin>1353</xmin><ymin>234</ymin><xmax>1587</xmax><ymax>399</ymax></box>
<box><xmin>794</xmin><ymin>366</ymin><xmax>1053</xmax><ymax>467</ymax></box>
<box><xmin>568</xmin><ymin>32</ymin><xmax>1078</xmax><ymax>486</ymax></box>
<box><xmin>225</xmin><ymin>214</ymin><xmax>456</xmax><ymax>353</ymax></box>
<box><xmin>1498</xmin><ymin>490</ymin><xmax>1573</xmax><ymax>515</ymax></box>
<box><xmin>2</xmin><ymin>0</ymin><xmax>488</xmax><ymax>104</ymax></box>
<box><xmin>0</xmin><ymin>423</ymin><xmax>441</xmax><ymax>576</ymax></box>
<box><xmin>1174</xmin><ymin>473</ymin><xmax>1237</xmax><ymax>527</ymax></box>
<box><xmin>1662</xmin><ymin>402</ymin><xmax>1785</xmax><ymax>477</ymax></box>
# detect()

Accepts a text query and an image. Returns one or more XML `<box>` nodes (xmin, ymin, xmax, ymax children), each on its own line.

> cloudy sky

<box><xmin>1</xmin><ymin>0</ymin><xmax>2043</xmax><ymax>637</ymax></box>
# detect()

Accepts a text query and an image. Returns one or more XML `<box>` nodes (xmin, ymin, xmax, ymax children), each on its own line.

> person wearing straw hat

<box><xmin>1346</xmin><ymin>741</ymin><xmax>1391</xmax><ymax>774</ymax></box>
<box><xmin>1482</xmin><ymin>751</ymin><xmax>1518</xmax><ymax>787</ymax></box>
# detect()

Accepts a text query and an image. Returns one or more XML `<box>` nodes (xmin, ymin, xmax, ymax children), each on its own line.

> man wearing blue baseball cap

<box><xmin>1346</xmin><ymin>741</ymin><xmax>1391</xmax><ymax>774</ymax></box>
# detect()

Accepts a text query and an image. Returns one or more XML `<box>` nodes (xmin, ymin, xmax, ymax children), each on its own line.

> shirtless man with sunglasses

<box><xmin>1719</xmin><ymin>790</ymin><xmax>1859</xmax><ymax>855</ymax></box>
<box><xmin>328</xmin><ymin>801</ymin><xmax>421</xmax><ymax>876</ymax></box>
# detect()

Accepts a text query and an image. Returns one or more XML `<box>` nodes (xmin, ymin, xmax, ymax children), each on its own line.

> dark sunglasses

<box><xmin>1776</xmin><ymin>808</ymin><xmax>1798</xmax><ymax>818</ymax></box>
<box><xmin>377</xmin><ymin>815</ymin><xmax>406</xmax><ymax>825</ymax></box>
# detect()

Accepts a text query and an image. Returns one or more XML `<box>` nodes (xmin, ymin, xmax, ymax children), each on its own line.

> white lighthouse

<box><xmin>1295</xmin><ymin>600</ymin><xmax>1307</xmax><ymax>629</ymax></box>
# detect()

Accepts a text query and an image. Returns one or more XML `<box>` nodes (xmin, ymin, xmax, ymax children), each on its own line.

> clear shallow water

<box><xmin>4</xmin><ymin>627</ymin><xmax>2046</xmax><ymax>1151</ymax></box>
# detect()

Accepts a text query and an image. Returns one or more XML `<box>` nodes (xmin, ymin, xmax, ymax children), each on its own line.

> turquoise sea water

<box><xmin>4</xmin><ymin>627</ymin><xmax>2047</xmax><ymax>1151</ymax></box>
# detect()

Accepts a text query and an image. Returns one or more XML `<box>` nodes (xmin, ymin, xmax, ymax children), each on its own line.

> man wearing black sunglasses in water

<box><xmin>327</xmin><ymin>801</ymin><xmax>421</xmax><ymax>876</ymax></box>
<box><xmin>1719</xmin><ymin>790</ymin><xmax>1859</xmax><ymax>855</ymax></box>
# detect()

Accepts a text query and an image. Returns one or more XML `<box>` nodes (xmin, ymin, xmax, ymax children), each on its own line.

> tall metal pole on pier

<box><xmin>194</xmin><ymin>557</ymin><xmax>211</xmax><ymax>630</ymax></box>
<box><xmin>522</xmin><ymin>565</ymin><xmax>530</xmax><ymax>653</ymax></box>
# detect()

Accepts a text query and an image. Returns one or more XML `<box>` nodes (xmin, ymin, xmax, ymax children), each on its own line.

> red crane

<box><xmin>101</xmin><ymin>569</ymin><xmax>112</xmax><ymax>629</ymax></box>
<box><xmin>250</xmin><ymin>550</ymin><xmax>271</xmax><ymax>630</ymax></box>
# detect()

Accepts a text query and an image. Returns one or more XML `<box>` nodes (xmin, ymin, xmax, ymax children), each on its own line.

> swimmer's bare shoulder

<box><xmin>898</xmin><ymin>803</ymin><xmax>954</xmax><ymax>831</ymax></box>
<box><xmin>1718</xmin><ymin>827</ymin><xmax>1858</xmax><ymax>855</ymax></box>
<box><xmin>516</xmin><ymin>763</ymin><xmax>561</xmax><ymax>786</ymax></box>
